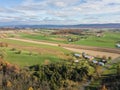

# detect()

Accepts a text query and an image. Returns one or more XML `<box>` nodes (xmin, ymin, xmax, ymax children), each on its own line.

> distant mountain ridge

<box><xmin>1</xmin><ymin>23</ymin><xmax>120</xmax><ymax>29</ymax></box>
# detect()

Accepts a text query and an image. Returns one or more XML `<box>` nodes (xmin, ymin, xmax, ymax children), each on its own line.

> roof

<box><xmin>116</xmin><ymin>44</ymin><xmax>120</xmax><ymax>48</ymax></box>
<box><xmin>98</xmin><ymin>62</ymin><xmax>105</xmax><ymax>66</ymax></box>
<box><xmin>74</xmin><ymin>53</ymin><xmax>81</xmax><ymax>57</ymax></box>
<box><xmin>92</xmin><ymin>60</ymin><xmax>98</xmax><ymax>64</ymax></box>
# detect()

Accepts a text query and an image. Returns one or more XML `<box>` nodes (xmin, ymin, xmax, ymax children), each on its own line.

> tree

<box><xmin>28</xmin><ymin>87</ymin><xmax>33</xmax><ymax>90</ymax></box>
<box><xmin>0</xmin><ymin>48</ymin><xmax>7</xmax><ymax>59</ymax></box>
<box><xmin>101</xmin><ymin>85</ymin><xmax>107</xmax><ymax>90</ymax></box>
<box><xmin>117</xmin><ymin>64</ymin><xmax>120</xmax><ymax>75</ymax></box>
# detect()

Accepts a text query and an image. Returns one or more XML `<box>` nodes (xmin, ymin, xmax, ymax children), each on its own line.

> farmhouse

<box><xmin>74</xmin><ymin>53</ymin><xmax>81</xmax><ymax>58</ymax></box>
<box><xmin>92</xmin><ymin>59</ymin><xmax>107</xmax><ymax>66</ymax></box>
<box><xmin>116</xmin><ymin>44</ymin><xmax>120</xmax><ymax>48</ymax></box>
<box><xmin>98</xmin><ymin>62</ymin><xmax>105</xmax><ymax>66</ymax></box>
<box><xmin>82</xmin><ymin>53</ymin><xmax>94</xmax><ymax>60</ymax></box>
<box><xmin>92</xmin><ymin>60</ymin><xmax>98</xmax><ymax>64</ymax></box>
<box><xmin>82</xmin><ymin>52</ymin><xmax>94</xmax><ymax>60</ymax></box>
<box><xmin>101</xmin><ymin>59</ymin><xmax>107</xmax><ymax>64</ymax></box>
<box><xmin>96</xmin><ymin>33</ymin><xmax>103</xmax><ymax>37</ymax></box>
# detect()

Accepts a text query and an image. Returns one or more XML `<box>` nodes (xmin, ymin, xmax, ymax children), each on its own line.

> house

<box><xmin>74</xmin><ymin>53</ymin><xmax>81</xmax><ymax>58</ymax></box>
<box><xmin>98</xmin><ymin>62</ymin><xmax>105</xmax><ymax>66</ymax></box>
<box><xmin>84</xmin><ymin>55</ymin><xmax>94</xmax><ymax>60</ymax></box>
<box><xmin>68</xmin><ymin>38</ymin><xmax>72</xmax><ymax>42</ymax></box>
<box><xmin>92</xmin><ymin>60</ymin><xmax>98</xmax><ymax>64</ymax></box>
<box><xmin>116</xmin><ymin>44</ymin><xmax>120</xmax><ymax>48</ymax></box>
<box><xmin>101</xmin><ymin>59</ymin><xmax>107</xmax><ymax>64</ymax></box>
<box><xmin>82</xmin><ymin>52</ymin><xmax>94</xmax><ymax>60</ymax></box>
<box><xmin>96</xmin><ymin>33</ymin><xmax>102</xmax><ymax>37</ymax></box>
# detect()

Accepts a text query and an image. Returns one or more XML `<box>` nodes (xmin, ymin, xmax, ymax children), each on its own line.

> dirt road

<box><xmin>8</xmin><ymin>38</ymin><xmax>58</xmax><ymax>46</ymax></box>
<box><xmin>64</xmin><ymin>47</ymin><xmax>120</xmax><ymax>59</ymax></box>
<box><xmin>8</xmin><ymin>38</ymin><xmax>120</xmax><ymax>59</ymax></box>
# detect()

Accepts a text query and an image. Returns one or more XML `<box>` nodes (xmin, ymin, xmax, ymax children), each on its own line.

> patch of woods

<box><xmin>0</xmin><ymin>57</ymin><xmax>120</xmax><ymax>90</ymax></box>
<box><xmin>100</xmin><ymin>64</ymin><xmax>120</xmax><ymax>90</ymax></box>
<box><xmin>0</xmin><ymin>59</ymin><xmax>90</xmax><ymax>90</ymax></box>
<box><xmin>101</xmin><ymin>74</ymin><xmax>120</xmax><ymax>90</ymax></box>
<box><xmin>52</xmin><ymin>29</ymin><xmax>84</xmax><ymax>35</ymax></box>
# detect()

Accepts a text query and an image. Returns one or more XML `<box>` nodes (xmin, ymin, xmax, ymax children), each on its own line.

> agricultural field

<box><xmin>72</xmin><ymin>32</ymin><xmax>120</xmax><ymax>48</ymax></box>
<box><xmin>8</xmin><ymin>29</ymin><xmax>120</xmax><ymax>48</ymax></box>
<box><xmin>0</xmin><ymin>29</ymin><xmax>120</xmax><ymax>90</ymax></box>
<box><xmin>0</xmin><ymin>38</ymin><xmax>72</xmax><ymax>67</ymax></box>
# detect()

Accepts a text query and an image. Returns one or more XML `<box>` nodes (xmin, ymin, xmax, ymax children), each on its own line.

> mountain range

<box><xmin>1</xmin><ymin>23</ymin><xmax>120</xmax><ymax>29</ymax></box>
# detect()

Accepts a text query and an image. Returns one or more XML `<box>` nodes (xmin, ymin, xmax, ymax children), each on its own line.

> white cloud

<box><xmin>0</xmin><ymin>0</ymin><xmax>120</xmax><ymax>24</ymax></box>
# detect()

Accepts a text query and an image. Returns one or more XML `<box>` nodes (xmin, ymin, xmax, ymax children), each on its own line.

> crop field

<box><xmin>0</xmin><ymin>29</ymin><xmax>120</xmax><ymax>90</ymax></box>
<box><xmin>0</xmin><ymin>38</ymin><xmax>71</xmax><ymax>67</ymax></box>
<box><xmin>72</xmin><ymin>32</ymin><xmax>120</xmax><ymax>48</ymax></box>
<box><xmin>8</xmin><ymin>30</ymin><xmax>120</xmax><ymax>48</ymax></box>
<box><xmin>10</xmin><ymin>32</ymin><xmax>67</xmax><ymax>43</ymax></box>
<box><xmin>4</xmin><ymin>48</ymin><xmax>60</xmax><ymax>67</ymax></box>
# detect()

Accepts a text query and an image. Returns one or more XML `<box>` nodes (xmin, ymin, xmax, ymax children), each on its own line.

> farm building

<box><xmin>83</xmin><ymin>55</ymin><xmax>94</xmax><ymax>60</ymax></box>
<box><xmin>101</xmin><ymin>59</ymin><xmax>107</xmax><ymax>64</ymax></box>
<box><xmin>98</xmin><ymin>62</ymin><xmax>105</xmax><ymax>66</ymax></box>
<box><xmin>92</xmin><ymin>60</ymin><xmax>98</xmax><ymax>64</ymax></box>
<box><xmin>116</xmin><ymin>44</ymin><xmax>120</xmax><ymax>48</ymax></box>
<box><xmin>74</xmin><ymin>53</ymin><xmax>81</xmax><ymax>58</ymax></box>
<box><xmin>82</xmin><ymin>52</ymin><xmax>94</xmax><ymax>60</ymax></box>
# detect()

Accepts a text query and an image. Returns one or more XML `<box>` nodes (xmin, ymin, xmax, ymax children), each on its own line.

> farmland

<box><xmin>0</xmin><ymin>38</ymin><xmax>71</xmax><ymax>67</ymax></box>
<box><xmin>8</xmin><ymin>29</ymin><xmax>120</xmax><ymax>48</ymax></box>
<box><xmin>0</xmin><ymin>0</ymin><xmax>120</xmax><ymax>89</ymax></box>
<box><xmin>72</xmin><ymin>32</ymin><xmax>120</xmax><ymax>48</ymax></box>
<box><xmin>0</xmin><ymin>29</ymin><xmax>120</xmax><ymax>67</ymax></box>
<box><xmin>0</xmin><ymin>28</ymin><xmax>120</xmax><ymax>90</ymax></box>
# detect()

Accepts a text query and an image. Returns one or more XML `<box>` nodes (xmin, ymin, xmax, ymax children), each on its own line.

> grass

<box><xmin>102</xmin><ymin>57</ymin><xmax>120</xmax><ymax>75</ymax></box>
<box><xmin>18</xmin><ymin>33</ymin><xmax>67</xmax><ymax>43</ymax></box>
<box><xmin>3</xmin><ymin>48</ymin><xmax>62</xmax><ymax>67</ymax></box>
<box><xmin>0</xmin><ymin>38</ymin><xmax>71</xmax><ymax>67</ymax></box>
<box><xmin>72</xmin><ymin>32</ymin><xmax>120</xmax><ymax>48</ymax></box>
<box><xmin>7</xmin><ymin>31</ymin><xmax>120</xmax><ymax>48</ymax></box>
<box><xmin>12</xmin><ymin>31</ymin><xmax>120</xmax><ymax>48</ymax></box>
<box><xmin>0</xmin><ymin>38</ymin><xmax>70</xmax><ymax>54</ymax></box>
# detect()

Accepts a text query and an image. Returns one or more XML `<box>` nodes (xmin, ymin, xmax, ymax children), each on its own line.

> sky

<box><xmin>0</xmin><ymin>0</ymin><xmax>120</xmax><ymax>25</ymax></box>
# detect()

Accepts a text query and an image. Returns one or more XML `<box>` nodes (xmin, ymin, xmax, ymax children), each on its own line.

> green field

<box><xmin>10</xmin><ymin>31</ymin><xmax>120</xmax><ymax>48</ymax></box>
<box><xmin>4</xmin><ymin>48</ymin><xmax>60</xmax><ymax>67</ymax></box>
<box><xmin>1</xmin><ymin>30</ymin><xmax>120</xmax><ymax>67</ymax></box>
<box><xmin>0</xmin><ymin>38</ymin><xmax>71</xmax><ymax>67</ymax></box>
<box><xmin>17</xmin><ymin>32</ymin><xmax>67</xmax><ymax>43</ymax></box>
<box><xmin>72</xmin><ymin>32</ymin><xmax>120</xmax><ymax>48</ymax></box>
<box><xmin>0</xmin><ymin>38</ymin><xmax>70</xmax><ymax>53</ymax></box>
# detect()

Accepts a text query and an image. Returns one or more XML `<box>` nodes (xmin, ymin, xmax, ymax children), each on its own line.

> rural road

<box><xmin>63</xmin><ymin>47</ymin><xmax>120</xmax><ymax>59</ymax></box>
<box><xmin>8</xmin><ymin>38</ymin><xmax>120</xmax><ymax>59</ymax></box>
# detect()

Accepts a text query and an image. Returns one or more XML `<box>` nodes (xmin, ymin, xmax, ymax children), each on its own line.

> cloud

<box><xmin>0</xmin><ymin>0</ymin><xmax>120</xmax><ymax>25</ymax></box>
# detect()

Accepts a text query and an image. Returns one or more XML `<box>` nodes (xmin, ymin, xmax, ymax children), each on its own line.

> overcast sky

<box><xmin>0</xmin><ymin>0</ymin><xmax>120</xmax><ymax>25</ymax></box>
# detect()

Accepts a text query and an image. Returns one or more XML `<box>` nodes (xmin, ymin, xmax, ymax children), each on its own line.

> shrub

<box><xmin>58</xmin><ymin>44</ymin><xmax>61</xmax><ymax>47</ymax></box>
<box><xmin>108</xmin><ymin>56</ymin><xmax>112</xmax><ymax>60</ymax></box>
<box><xmin>28</xmin><ymin>52</ymin><xmax>32</xmax><ymax>56</ymax></box>
<box><xmin>15</xmin><ymin>50</ymin><xmax>22</xmax><ymax>54</ymax></box>
<box><xmin>102</xmin><ymin>55</ymin><xmax>107</xmax><ymax>60</ymax></box>
<box><xmin>10</xmin><ymin>48</ymin><xmax>16</xmax><ymax>51</ymax></box>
